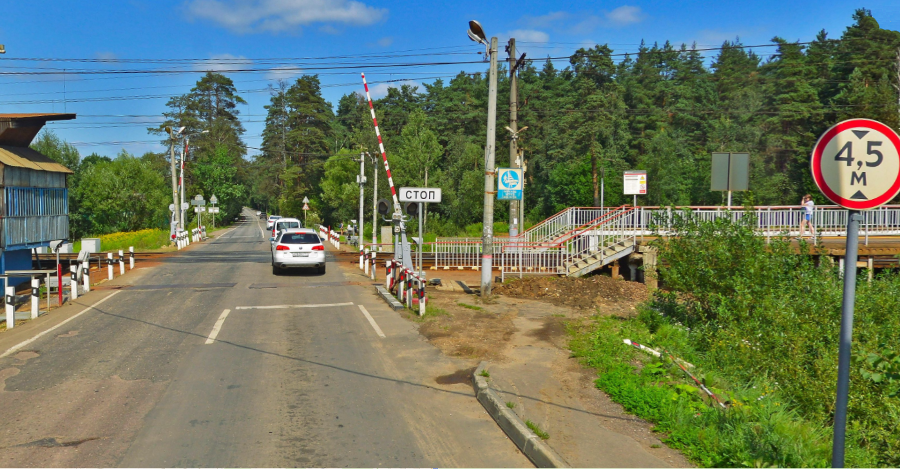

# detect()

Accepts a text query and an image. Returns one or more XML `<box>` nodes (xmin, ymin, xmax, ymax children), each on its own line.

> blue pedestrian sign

<box><xmin>497</xmin><ymin>168</ymin><xmax>523</xmax><ymax>200</ymax></box>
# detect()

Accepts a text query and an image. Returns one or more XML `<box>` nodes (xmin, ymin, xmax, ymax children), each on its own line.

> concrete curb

<box><xmin>473</xmin><ymin>361</ymin><xmax>570</xmax><ymax>468</ymax></box>
<box><xmin>374</xmin><ymin>285</ymin><xmax>404</xmax><ymax>311</ymax></box>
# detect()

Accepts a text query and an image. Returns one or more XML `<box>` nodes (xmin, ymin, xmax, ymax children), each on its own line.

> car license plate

<box><xmin>292</xmin><ymin>252</ymin><xmax>309</xmax><ymax>257</ymax></box>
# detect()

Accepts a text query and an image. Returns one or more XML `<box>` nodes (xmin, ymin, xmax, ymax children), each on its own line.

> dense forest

<box><xmin>249</xmin><ymin>9</ymin><xmax>900</xmax><ymax>233</ymax></box>
<box><xmin>37</xmin><ymin>9</ymin><xmax>900</xmax><ymax>238</ymax></box>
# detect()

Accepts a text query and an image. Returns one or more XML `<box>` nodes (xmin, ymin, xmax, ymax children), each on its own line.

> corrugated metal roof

<box><xmin>0</xmin><ymin>113</ymin><xmax>76</xmax><ymax>122</ymax></box>
<box><xmin>0</xmin><ymin>146</ymin><xmax>73</xmax><ymax>174</ymax></box>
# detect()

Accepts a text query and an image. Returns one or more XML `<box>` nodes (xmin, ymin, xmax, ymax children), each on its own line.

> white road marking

<box><xmin>0</xmin><ymin>291</ymin><xmax>122</xmax><ymax>358</ymax></box>
<box><xmin>205</xmin><ymin>309</ymin><xmax>231</xmax><ymax>344</ymax></box>
<box><xmin>235</xmin><ymin>302</ymin><xmax>354</xmax><ymax>310</ymax></box>
<box><xmin>358</xmin><ymin>305</ymin><xmax>385</xmax><ymax>338</ymax></box>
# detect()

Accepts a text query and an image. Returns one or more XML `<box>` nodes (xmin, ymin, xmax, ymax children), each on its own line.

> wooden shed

<box><xmin>0</xmin><ymin>113</ymin><xmax>75</xmax><ymax>279</ymax></box>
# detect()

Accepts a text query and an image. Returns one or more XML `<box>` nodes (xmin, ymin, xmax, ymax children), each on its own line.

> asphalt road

<box><xmin>0</xmin><ymin>209</ymin><xmax>529</xmax><ymax>467</ymax></box>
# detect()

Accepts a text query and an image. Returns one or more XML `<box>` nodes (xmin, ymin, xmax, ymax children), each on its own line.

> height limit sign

<box><xmin>811</xmin><ymin>118</ymin><xmax>900</xmax><ymax>209</ymax></box>
<box><xmin>811</xmin><ymin>118</ymin><xmax>900</xmax><ymax>468</ymax></box>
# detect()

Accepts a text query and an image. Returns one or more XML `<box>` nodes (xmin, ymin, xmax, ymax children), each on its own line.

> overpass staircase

<box><xmin>499</xmin><ymin>205</ymin><xmax>638</xmax><ymax>278</ymax></box>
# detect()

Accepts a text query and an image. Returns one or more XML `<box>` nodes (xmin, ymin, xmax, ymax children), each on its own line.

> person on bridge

<box><xmin>799</xmin><ymin>194</ymin><xmax>817</xmax><ymax>242</ymax></box>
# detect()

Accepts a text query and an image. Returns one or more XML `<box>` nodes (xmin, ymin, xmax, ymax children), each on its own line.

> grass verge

<box><xmin>525</xmin><ymin>420</ymin><xmax>549</xmax><ymax>440</ymax></box>
<box><xmin>569</xmin><ymin>315</ymin><xmax>838</xmax><ymax>467</ymax></box>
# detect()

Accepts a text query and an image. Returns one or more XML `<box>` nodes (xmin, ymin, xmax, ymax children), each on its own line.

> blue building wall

<box><xmin>2</xmin><ymin>248</ymin><xmax>36</xmax><ymax>287</ymax></box>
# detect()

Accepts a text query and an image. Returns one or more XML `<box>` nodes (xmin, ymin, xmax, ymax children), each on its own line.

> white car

<box><xmin>266</xmin><ymin>215</ymin><xmax>282</xmax><ymax>230</ymax></box>
<box><xmin>271</xmin><ymin>217</ymin><xmax>302</xmax><ymax>242</ymax></box>
<box><xmin>271</xmin><ymin>228</ymin><xmax>326</xmax><ymax>275</ymax></box>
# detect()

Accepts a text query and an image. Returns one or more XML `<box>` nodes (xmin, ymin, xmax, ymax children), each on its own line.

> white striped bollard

<box><xmin>129</xmin><ymin>246</ymin><xmax>134</xmax><ymax>270</ymax></box>
<box><xmin>399</xmin><ymin>269</ymin><xmax>406</xmax><ymax>303</ymax></box>
<box><xmin>370</xmin><ymin>251</ymin><xmax>376</xmax><ymax>281</ymax></box>
<box><xmin>31</xmin><ymin>277</ymin><xmax>40</xmax><ymax>319</ymax></box>
<box><xmin>70</xmin><ymin>265</ymin><xmax>78</xmax><ymax>301</ymax></box>
<box><xmin>385</xmin><ymin>261</ymin><xmax>392</xmax><ymax>290</ymax></box>
<box><xmin>119</xmin><ymin>250</ymin><xmax>125</xmax><ymax>275</ymax></box>
<box><xmin>418</xmin><ymin>277</ymin><xmax>426</xmax><ymax>316</ymax></box>
<box><xmin>5</xmin><ymin>286</ymin><xmax>15</xmax><ymax>329</ymax></box>
<box><xmin>359</xmin><ymin>247</ymin><xmax>364</xmax><ymax>270</ymax></box>
<box><xmin>364</xmin><ymin>249</ymin><xmax>370</xmax><ymax>275</ymax></box>
<box><xmin>82</xmin><ymin>260</ymin><xmax>90</xmax><ymax>293</ymax></box>
<box><xmin>107</xmin><ymin>252</ymin><xmax>114</xmax><ymax>280</ymax></box>
<box><xmin>406</xmin><ymin>273</ymin><xmax>413</xmax><ymax>310</ymax></box>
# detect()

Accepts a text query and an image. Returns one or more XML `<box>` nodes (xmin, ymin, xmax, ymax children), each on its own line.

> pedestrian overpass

<box><xmin>425</xmin><ymin>205</ymin><xmax>900</xmax><ymax>278</ymax></box>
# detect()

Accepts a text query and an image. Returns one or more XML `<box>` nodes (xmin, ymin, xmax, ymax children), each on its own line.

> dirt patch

<box><xmin>435</xmin><ymin>367</ymin><xmax>476</xmax><ymax>386</ymax></box>
<box><xmin>527</xmin><ymin>317</ymin><xmax>568</xmax><ymax>347</ymax></box>
<box><xmin>404</xmin><ymin>290</ymin><xmax>517</xmax><ymax>361</ymax></box>
<box><xmin>495</xmin><ymin>275</ymin><xmax>649</xmax><ymax>314</ymax></box>
<box><xmin>14</xmin><ymin>351</ymin><xmax>40</xmax><ymax>361</ymax></box>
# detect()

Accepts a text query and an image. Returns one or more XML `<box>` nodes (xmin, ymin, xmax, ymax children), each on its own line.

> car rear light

<box><xmin>311</xmin><ymin>245</ymin><xmax>325</xmax><ymax>251</ymax></box>
<box><xmin>276</xmin><ymin>245</ymin><xmax>290</xmax><ymax>251</ymax></box>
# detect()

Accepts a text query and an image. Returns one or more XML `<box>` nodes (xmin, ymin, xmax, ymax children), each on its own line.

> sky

<box><xmin>1</xmin><ymin>0</ymin><xmax>898</xmax><ymax>158</ymax></box>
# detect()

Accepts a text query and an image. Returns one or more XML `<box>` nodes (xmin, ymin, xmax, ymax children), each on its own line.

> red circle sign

<box><xmin>811</xmin><ymin>118</ymin><xmax>900</xmax><ymax>210</ymax></box>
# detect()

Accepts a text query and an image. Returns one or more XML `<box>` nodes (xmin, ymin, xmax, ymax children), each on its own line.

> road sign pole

<box><xmin>832</xmin><ymin>210</ymin><xmax>861</xmax><ymax>468</ymax></box>
<box><xmin>418</xmin><ymin>202</ymin><xmax>423</xmax><ymax>275</ymax></box>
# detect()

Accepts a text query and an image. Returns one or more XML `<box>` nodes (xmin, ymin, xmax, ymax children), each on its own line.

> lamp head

<box><xmin>0</xmin><ymin>44</ymin><xmax>6</xmax><ymax>54</ymax></box>
<box><xmin>467</xmin><ymin>20</ymin><xmax>487</xmax><ymax>45</ymax></box>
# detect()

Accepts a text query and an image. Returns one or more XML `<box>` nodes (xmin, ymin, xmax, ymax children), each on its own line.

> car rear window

<box><xmin>277</xmin><ymin>221</ymin><xmax>300</xmax><ymax>230</ymax></box>
<box><xmin>279</xmin><ymin>233</ymin><xmax>320</xmax><ymax>244</ymax></box>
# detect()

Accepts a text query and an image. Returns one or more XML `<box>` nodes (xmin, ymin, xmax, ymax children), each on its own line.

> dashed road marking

<box><xmin>234</xmin><ymin>302</ymin><xmax>354</xmax><ymax>310</ymax></box>
<box><xmin>205</xmin><ymin>309</ymin><xmax>231</xmax><ymax>344</ymax></box>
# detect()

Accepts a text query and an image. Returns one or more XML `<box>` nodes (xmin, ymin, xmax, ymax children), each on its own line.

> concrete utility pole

<box><xmin>467</xmin><ymin>20</ymin><xmax>499</xmax><ymax>297</ymax></box>
<box><xmin>481</xmin><ymin>36</ymin><xmax>499</xmax><ymax>296</ymax></box>
<box><xmin>508</xmin><ymin>38</ymin><xmax>519</xmax><ymax>237</ymax></box>
<box><xmin>166</xmin><ymin>127</ymin><xmax>181</xmax><ymax>233</ymax></box>
<box><xmin>370</xmin><ymin>152</ymin><xmax>378</xmax><ymax>246</ymax></box>
<box><xmin>358</xmin><ymin>152</ymin><xmax>365</xmax><ymax>242</ymax></box>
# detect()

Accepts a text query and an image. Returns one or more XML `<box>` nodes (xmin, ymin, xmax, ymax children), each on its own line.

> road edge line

<box><xmin>472</xmin><ymin>361</ymin><xmax>570</xmax><ymax>468</ymax></box>
<box><xmin>357</xmin><ymin>305</ymin><xmax>385</xmax><ymax>338</ymax></box>
<box><xmin>1</xmin><ymin>291</ymin><xmax>122</xmax><ymax>359</ymax></box>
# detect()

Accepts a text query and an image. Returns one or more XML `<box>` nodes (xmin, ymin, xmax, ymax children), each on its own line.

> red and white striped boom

<box><xmin>362</xmin><ymin>73</ymin><xmax>401</xmax><ymax>215</ymax></box>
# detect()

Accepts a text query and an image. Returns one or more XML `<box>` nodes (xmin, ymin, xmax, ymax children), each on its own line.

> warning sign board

<box><xmin>623</xmin><ymin>170</ymin><xmax>647</xmax><ymax>195</ymax></box>
<box><xmin>302</xmin><ymin>203</ymin><xmax>310</xmax><ymax>211</ymax></box>
<box><xmin>811</xmin><ymin>119</ymin><xmax>900</xmax><ymax>210</ymax></box>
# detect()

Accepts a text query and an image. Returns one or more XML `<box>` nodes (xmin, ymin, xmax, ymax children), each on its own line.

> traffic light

<box><xmin>377</xmin><ymin>199</ymin><xmax>391</xmax><ymax>216</ymax></box>
<box><xmin>404</xmin><ymin>202</ymin><xmax>418</xmax><ymax>217</ymax></box>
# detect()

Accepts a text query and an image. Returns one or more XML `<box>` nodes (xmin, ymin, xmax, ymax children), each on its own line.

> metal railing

<box><xmin>431</xmin><ymin>205</ymin><xmax>900</xmax><ymax>274</ymax></box>
<box><xmin>499</xmin><ymin>206</ymin><xmax>638</xmax><ymax>278</ymax></box>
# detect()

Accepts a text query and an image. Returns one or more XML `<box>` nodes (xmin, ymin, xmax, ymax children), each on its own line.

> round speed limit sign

<box><xmin>811</xmin><ymin>118</ymin><xmax>900</xmax><ymax>210</ymax></box>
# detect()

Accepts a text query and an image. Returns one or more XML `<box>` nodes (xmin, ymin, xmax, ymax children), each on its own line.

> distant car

<box><xmin>271</xmin><ymin>217</ymin><xmax>302</xmax><ymax>244</ymax></box>
<box><xmin>256</xmin><ymin>210</ymin><xmax>262</xmax><ymax>218</ymax></box>
<box><xmin>266</xmin><ymin>215</ymin><xmax>282</xmax><ymax>230</ymax></box>
<box><xmin>271</xmin><ymin>228</ymin><xmax>326</xmax><ymax>275</ymax></box>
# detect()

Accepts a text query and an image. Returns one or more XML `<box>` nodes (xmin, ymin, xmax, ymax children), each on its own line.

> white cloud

<box><xmin>192</xmin><ymin>53</ymin><xmax>254</xmax><ymax>72</ymax></box>
<box><xmin>184</xmin><ymin>0</ymin><xmax>387</xmax><ymax>34</ymax></box>
<box><xmin>505</xmin><ymin>29</ymin><xmax>549</xmax><ymax>43</ymax></box>
<box><xmin>605</xmin><ymin>6</ymin><xmax>644</xmax><ymax>26</ymax></box>
<box><xmin>377</xmin><ymin>36</ymin><xmax>393</xmax><ymax>47</ymax></box>
<box><xmin>95</xmin><ymin>51</ymin><xmax>119</xmax><ymax>62</ymax></box>
<box><xmin>522</xmin><ymin>11</ymin><xmax>570</xmax><ymax>28</ymax></box>
<box><xmin>266</xmin><ymin>65</ymin><xmax>303</xmax><ymax>80</ymax></box>
<box><xmin>367</xmin><ymin>80</ymin><xmax>419</xmax><ymax>99</ymax></box>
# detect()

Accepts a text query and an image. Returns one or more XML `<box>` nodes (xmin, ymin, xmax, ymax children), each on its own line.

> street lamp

<box><xmin>467</xmin><ymin>20</ymin><xmax>499</xmax><ymax>297</ymax></box>
<box><xmin>0</xmin><ymin>45</ymin><xmax>6</xmax><ymax>54</ymax></box>
<box><xmin>166</xmin><ymin>126</ymin><xmax>186</xmax><ymax>236</ymax></box>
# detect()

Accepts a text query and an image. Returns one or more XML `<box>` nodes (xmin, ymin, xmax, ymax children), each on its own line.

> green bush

<box><xmin>572</xmin><ymin>210</ymin><xmax>898</xmax><ymax>467</ymax></box>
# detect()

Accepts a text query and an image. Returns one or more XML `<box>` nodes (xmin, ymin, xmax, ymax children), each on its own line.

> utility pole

<box><xmin>358</xmin><ymin>152</ymin><xmax>365</xmax><ymax>243</ymax></box>
<box><xmin>481</xmin><ymin>36</ymin><xmax>499</xmax><ymax>296</ymax></box>
<box><xmin>166</xmin><ymin>127</ymin><xmax>181</xmax><ymax>234</ymax></box>
<box><xmin>370</xmin><ymin>152</ymin><xmax>378</xmax><ymax>246</ymax></box>
<box><xmin>507</xmin><ymin>38</ymin><xmax>519</xmax><ymax>237</ymax></box>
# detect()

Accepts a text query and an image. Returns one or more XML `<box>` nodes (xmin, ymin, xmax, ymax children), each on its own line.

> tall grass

<box><xmin>73</xmin><ymin>228</ymin><xmax>171</xmax><ymax>252</ymax></box>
